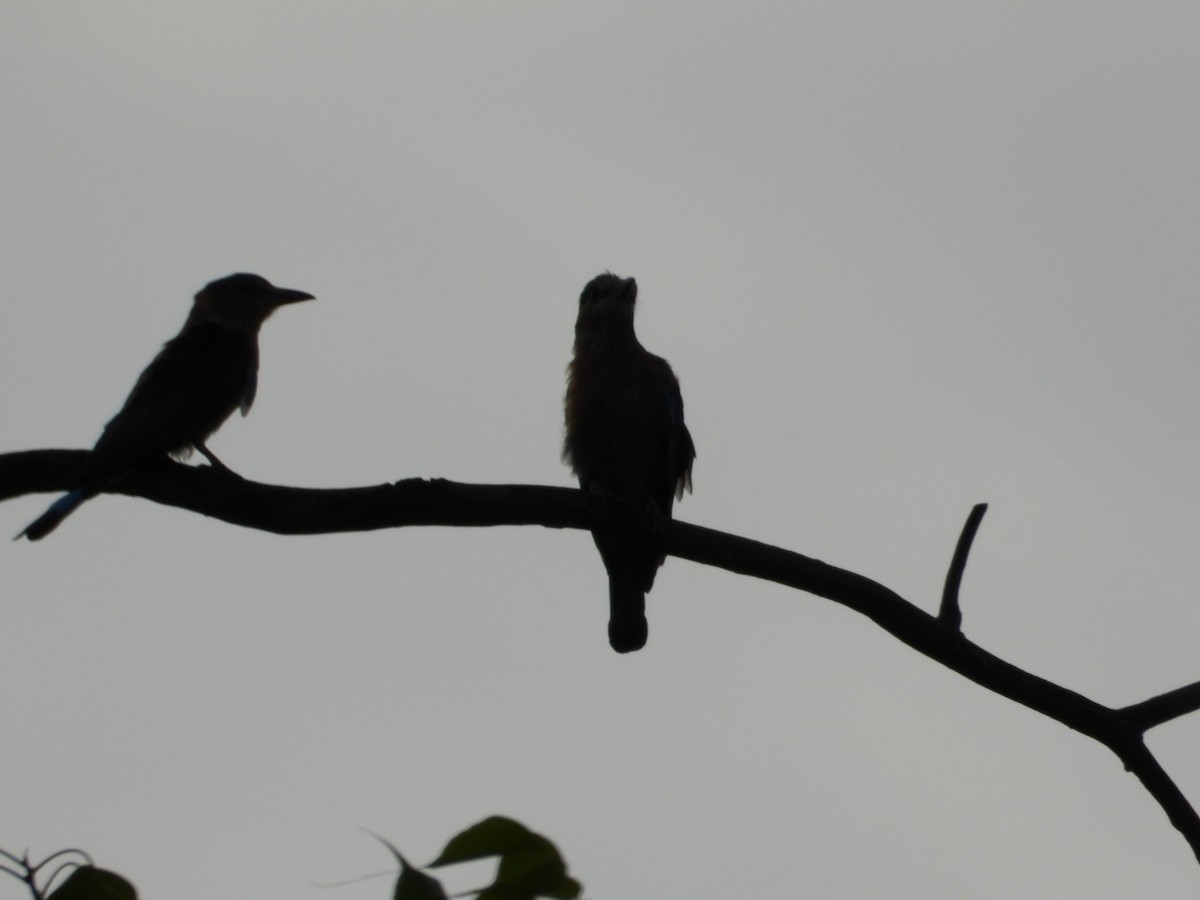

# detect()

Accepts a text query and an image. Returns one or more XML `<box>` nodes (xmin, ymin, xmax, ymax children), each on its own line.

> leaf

<box><xmin>367</xmin><ymin>831</ymin><xmax>448</xmax><ymax>900</ymax></box>
<box><xmin>476</xmin><ymin>872</ymin><xmax>582</xmax><ymax>900</ymax></box>
<box><xmin>429</xmin><ymin>817</ymin><xmax>553</xmax><ymax>867</ymax></box>
<box><xmin>485</xmin><ymin>854</ymin><xmax>581</xmax><ymax>900</ymax></box>
<box><xmin>430</xmin><ymin>817</ymin><xmax>581</xmax><ymax>899</ymax></box>
<box><xmin>393</xmin><ymin>862</ymin><xmax>448</xmax><ymax>900</ymax></box>
<box><xmin>46</xmin><ymin>866</ymin><xmax>137</xmax><ymax>900</ymax></box>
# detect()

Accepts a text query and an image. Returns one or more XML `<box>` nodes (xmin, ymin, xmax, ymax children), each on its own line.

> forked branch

<box><xmin>3</xmin><ymin>449</ymin><xmax>1200</xmax><ymax>865</ymax></box>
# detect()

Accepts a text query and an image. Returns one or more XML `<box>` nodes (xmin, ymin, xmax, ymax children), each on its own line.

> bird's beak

<box><xmin>270</xmin><ymin>287</ymin><xmax>316</xmax><ymax>306</ymax></box>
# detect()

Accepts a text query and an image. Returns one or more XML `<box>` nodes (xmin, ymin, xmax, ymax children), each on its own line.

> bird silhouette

<box><xmin>564</xmin><ymin>273</ymin><xmax>695</xmax><ymax>652</ymax></box>
<box><xmin>19</xmin><ymin>273</ymin><xmax>314</xmax><ymax>540</ymax></box>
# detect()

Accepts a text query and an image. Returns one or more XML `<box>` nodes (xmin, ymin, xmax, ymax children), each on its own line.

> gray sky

<box><xmin>3</xmin><ymin>3</ymin><xmax>1200</xmax><ymax>897</ymax></box>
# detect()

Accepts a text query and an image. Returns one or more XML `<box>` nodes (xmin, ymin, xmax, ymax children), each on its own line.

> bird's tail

<box><xmin>608</xmin><ymin>575</ymin><xmax>649</xmax><ymax>653</ymax></box>
<box><xmin>17</xmin><ymin>488</ymin><xmax>88</xmax><ymax>541</ymax></box>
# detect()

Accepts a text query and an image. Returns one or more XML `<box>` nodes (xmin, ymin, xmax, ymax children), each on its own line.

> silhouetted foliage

<box><xmin>0</xmin><ymin>848</ymin><xmax>134</xmax><ymax>900</ymax></box>
<box><xmin>0</xmin><ymin>819</ymin><xmax>580</xmax><ymax>900</ymax></box>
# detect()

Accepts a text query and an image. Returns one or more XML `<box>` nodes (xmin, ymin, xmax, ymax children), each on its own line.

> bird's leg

<box><xmin>583</xmin><ymin>481</ymin><xmax>662</xmax><ymax>535</ymax></box>
<box><xmin>584</xmin><ymin>480</ymin><xmax>621</xmax><ymax>504</ymax></box>
<box><xmin>195</xmin><ymin>442</ymin><xmax>241</xmax><ymax>477</ymax></box>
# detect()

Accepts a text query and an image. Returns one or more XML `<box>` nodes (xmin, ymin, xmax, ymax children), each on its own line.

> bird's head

<box><xmin>576</xmin><ymin>272</ymin><xmax>637</xmax><ymax>333</ymax></box>
<box><xmin>190</xmin><ymin>273</ymin><xmax>315</xmax><ymax>331</ymax></box>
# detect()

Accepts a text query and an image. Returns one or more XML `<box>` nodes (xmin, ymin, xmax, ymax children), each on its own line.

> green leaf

<box><xmin>46</xmin><ymin>866</ymin><xmax>137</xmax><ymax>900</ymax></box>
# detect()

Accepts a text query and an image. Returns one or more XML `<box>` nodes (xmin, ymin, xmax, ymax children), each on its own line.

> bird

<box><xmin>18</xmin><ymin>273</ymin><xmax>315</xmax><ymax>541</ymax></box>
<box><xmin>563</xmin><ymin>272</ymin><xmax>695</xmax><ymax>653</ymax></box>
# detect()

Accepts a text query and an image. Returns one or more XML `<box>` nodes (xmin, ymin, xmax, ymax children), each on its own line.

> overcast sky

<box><xmin>3</xmin><ymin>3</ymin><xmax>1200</xmax><ymax>898</ymax></box>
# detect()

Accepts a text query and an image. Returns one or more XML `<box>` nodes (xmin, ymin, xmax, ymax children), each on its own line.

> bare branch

<box><xmin>1120</xmin><ymin>680</ymin><xmax>1200</xmax><ymax>732</ymax></box>
<box><xmin>4</xmin><ymin>449</ymin><xmax>1200</xmax><ymax>865</ymax></box>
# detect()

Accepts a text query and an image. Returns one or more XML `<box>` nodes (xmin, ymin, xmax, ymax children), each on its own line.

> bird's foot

<box><xmin>196</xmin><ymin>443</ymin><xmax>243</xmax><ymax>479</ymax></box>
<box><xmin>582</xmin><ymin>483</ymin><xmax>664</xmax><ymax>535</ymax></box>
<box><xmin>585</xmin><ymin>481</ymin><xmax>622</xmax><ymax>504</ymax></box>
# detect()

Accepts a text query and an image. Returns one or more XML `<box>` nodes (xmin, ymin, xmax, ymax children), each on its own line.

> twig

<box><xmin>938</xmin><ymin>502</ymin><xmax>988</xmax><ymax>630</ymax></box>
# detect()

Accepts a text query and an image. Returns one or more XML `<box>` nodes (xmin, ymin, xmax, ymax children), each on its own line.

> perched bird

<box><xmin>19</xmin><ymin>273</ymin><xmax>315</xmax><ymax>540</ymax></box>
<box><xmin>563</xmin><ymin>272</ymin><xmax>695</xmax><ymax>652</ymax></box>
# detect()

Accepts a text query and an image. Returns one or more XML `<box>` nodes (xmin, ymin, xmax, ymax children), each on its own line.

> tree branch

<box><xmin>1120</xmin><ymin>680</ymin><xmax>1200</xmax><ymax>732</ymax></box>
<box><xmin>4</xmin><ymin>448</ymin><xmax>1200</xmax><ymax>865</ymax></box>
